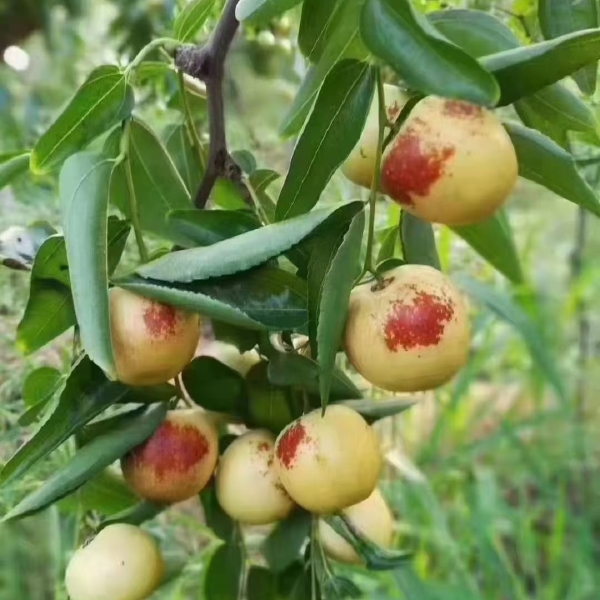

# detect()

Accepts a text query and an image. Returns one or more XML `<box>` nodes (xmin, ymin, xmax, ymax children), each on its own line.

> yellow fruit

<box><xmin>196</xmin><ymin>340</ymin><xmax>260</xmax><ymax>376</ymax></box>
<box><xmin>380</xmin><ymin>96</ymin><xmax>518</xmax><ymax>226</ymax></box>
<box><xmin>65</xmin><ymin>524</ymin><xmax>164</xmax><ymax>600</ymax></box>
<box><xmin>318</xmin><ymin>488</ymin><xmax>394</xmax><ymax>564</ymax></box>
<box><xmin>274</xmin><ymin>405</ymin><xmax>381</xmax><ymax>514</ymax></box>
<box><xmin>109</xmin><ymin>288</ymin><xmax>200</xmax><ymax>386</ymax></box>
<box><xmin>216</xmin><ymin>429</ymin><xmax>294</xmax><ymax>524</ymax></box>
<box><xmin>344</xmin><ymin>265</ymin><xmax>470</xmax><ymax>392</ymax></box>
<box><xmin>121</xmin><ymin>409</ymin><xmax>218</xmax><ymax>504</ymax></box>
<box><xmin>342</xmin><ymin>84</ymin><xmax>409</xmax><ymax>190</ymax></box>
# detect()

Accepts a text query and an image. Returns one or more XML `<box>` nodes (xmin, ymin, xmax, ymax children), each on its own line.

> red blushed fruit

<box><xmin>344</xmin><ymin>265</ymin><xmax>471</xmax><ymax>392</ymax></box>
<box><xmin>121</xmin><ymin>409</ymin><xmax>218</xmax><ymax>504</ymax></box>
<box><xmin>380</xmin><ymin>96</ymin><xmax>518</xmax><ymax>226</ymax></box>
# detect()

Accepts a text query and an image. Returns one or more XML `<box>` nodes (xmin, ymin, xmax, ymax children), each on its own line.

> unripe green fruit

<box><xmin>274</xmin><ymin>405</ymin><xmax>382</xmax><ymax>514</ymax></box>
<box><xmin>318</xmin><ymin>488</ymin><xmax>394</xmax><ymax>564</ymax></box>
<box><xmin>216</xmin><ymin>429</ymin><xmax>294</xmax><ymax>524</ymax></box>
<box><xmin>121</xmin><ymin>409</ymin><xmax>218</xmax><ymax>504</ymax></box>
<box><xmin>344</xmin><ymin>265</ymin><xmax>470</xmax><ymax>392</ymax></box>
<box><xmin>109</xmin><ymin>288</ymin><xmax>200</xmax><ymax>386</ymax></box>
<box><xmin>65</xmin><ymin>524</ymin><xmax>164</xmax><ymax>600</ymax></box>
<box><xmin>380</xmin><ymin>96</ymin><xmax>518</xmax><ymax>225</ymax></box>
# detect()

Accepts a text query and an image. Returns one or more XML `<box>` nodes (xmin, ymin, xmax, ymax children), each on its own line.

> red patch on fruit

<box><xmin>384</xmin><ymin>290</ymin><xmax>454</xmax><ymax>351</ymax></box>
<box><xmin>143</xmin><ymin>302</ymin><xmax>178</xmax><ymax>339</ymax></box>
<box><xmin>277</xmin><ymin>423</ymin><xmax>309</xmax><ymax>469</ymax></box>
<box><xmin>128</xmin><ymin>420</ymin><xmax>209</xmax><ymax>479</ymax></box>
<box><xmin>443</xmin><ymin>99</ymin><xmax>482</xmax><ymax>118</ymax></box>
<box><xmin>382</xmin><ymin>126</ymin><xmax>454</xmax><ymax>204</ymax></box>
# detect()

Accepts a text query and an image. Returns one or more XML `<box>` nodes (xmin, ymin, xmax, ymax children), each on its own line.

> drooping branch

<box><xmin>175</xmin><ymin>0</ymin><xmax>249</xmax><ymax>209</ymax></box>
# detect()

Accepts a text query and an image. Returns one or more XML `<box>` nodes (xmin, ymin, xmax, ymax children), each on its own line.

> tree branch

<box><xmin>175</xmin><ymin>0</ymin><xmax>249</xmax><ymax>209</ymax></box>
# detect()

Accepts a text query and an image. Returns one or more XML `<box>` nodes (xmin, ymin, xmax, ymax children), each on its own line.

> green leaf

<box><xmin>429</xmin><ymin>9</ymin><xmax>598</xmax><ymax>138</ymax></box>
<box><xmin>361</xmin><ymin>0</ymin><xmax>499</xmax><ymax>106</ymax></box>
<box><xmin>276</xmin><ymin>61</ymin><xmax>374</xmax><ymax>220</ymax></box>
<box><xmin>376</xmin><ymin>225</ymin><xmax>400</xmax><ymax>265</ymax></box>
<box><xmin>3</xmin><ymin>404</ymin><xmax>168</xmax><ymax>522</ymax></box>
<box><xmin>116</xmin><ymin>267</ymin><xmax>308</xmax><ymax>331</ymax></box>
<box><xmin>164</xmin><ymin>122</ymin><xmax>204</xmax><ymax>195</ymax></box>
<box><xmin>339</xmin><ymin>398</ymin><xmax>416</xmax><ymax>424</ymax></box>
<box><xmin>97</xmin><ymin>499</ymin><xmax>166</xmax><ymax>529</ymax></box>
<box><xmin>137</xmin><ymin>203</ymin><xmax>361</xmax><ymax>283</ymax></box>
<box><xmin>110</xmin><ymin>119</ymin><xmax>192</xmax><ymax>243</ymax></box>
<box><xmin>539</xmin><ymin>0</ymin><xmax>599</xmax><ymax>95</ymax></box>
<box><xmin>182</xmin><ymin>357</ymin><xmax>246</xmax><ymax>416</ymax></box>
<box><xmin>455</xmin><ymin>275</ymin><xmax>566</xmax><ymax>401</ymax></box>
<box><xmin>173</xmin><ymin>0</ymin><xmax>217</xmax><ymax>42</ymax></box>
<box><xmin>505</xmin><ymin>122</ymin><xmax>600</xmax><ymax>217</ymax></box>
<box><xmin>204</xmin><ymin>543</ymin><xmax>243</xmax><ymax>600</ymax></box>
<box><xmin>0</xmin><ymin>152</ymin><xmax>30</xmax><ymax>190</ymax></box>
<box><xmin>325</xmin><ymin>514</ymin><xmax>412</xmax><ymax>570</ymax></box>
<box><xmin>262</xmin><ymin>510</ymin><xmax>311</xmax><ymax>573</ymax></box>
<box><xmin>317</xmin><ymin>211</ymin><xmax>365</xmax><ymax>407</ymax></box>
<box><xmin>482</xmin><ymin>29</ymin><xmax>600</xmax><ymax>106</ymax></box>
<box><xmin>299</xmin><ymin>0</ymin><xmax>346</xmax><ymax>62</ymax></box>
<box><xmin>400</xmin><ymin>212</ymin><xmax>440</xmax><ymax>270</ymax></box>
<box><xmin>236</xmin><ymin>0</ymin><xmax>302</xmax><ymax>22</ymax></box>
<box><xmin>200</xmin><ymin>481</ymin><xmax>237</xmax><ymax>541</ymax></box>
<box><xmin>31</xmin><ymin>66</ymin><xmax>134</xmax><ymax>174</ymax></box>
<box><xmin>322</xmin><ymin>576</ymin><xmax>362</xmax><ymax>599</ymax></box>
<box><xmin>280</xmin><ymin>0</ymin><xmax>368</xmax><ymax>137</ymax></box>
<box><xmin>60</xmin><ymin>153</ymin><xmax>115</xmax><ymax>377</ymax></box>
<box><xmin>22</xmin><ymin>367</ymin><xmax>61</xmax><ymax>408</ymax></box>
<box><xmin>168</xmin><ymin>209</ymin><xmax>260</xmax><ymax>247</ymax></box>
<box><xmin>247</xmin><ymin>567</ymin><xmax>277</xmax><ymax>600</ymax></box>
<box><xmin>451</xmin><ymin>211</ymin><xmax>524</xmax><ymax>284</ymax></box>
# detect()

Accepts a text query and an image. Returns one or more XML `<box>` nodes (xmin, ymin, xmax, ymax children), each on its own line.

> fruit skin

<box><xmin>318</xmin><ymin>488</ymin><xmax>394</xmax><ymax>564</ymax></box>
<box><xmin>274</xmin><ymin>405</ymin><xmax>381</xmax><ymax>514</ymax></box>
<box><xmin>121</xmin><ymin>409</ymin><xmax>218</xmax><ymax>504</ymax></box>
<box><xmin>196</xmin><ymin>339</ymin><xmax>260</xmax><ymax>376</ymax></box>
<box><xmin>344</xmin><ymin>265</ymin><xmax>470</xmax><ymax>392</ymax></box>
<box><xmin>65</xmin><ymin>524</ymin><xmax>164</xmax><ymax>600</ymax></box>
<box><xmin>380</xmin><ymin>96</ymin><xmax>518</xmax><ymax>226</ymax></box>
<box><xmin>216</xmin><ymin>429</ymin><xmax>294</xmax><ymax>524</ymax></box>
<box><xmin>342</xmin><ymin>84</ymin><xmax>408</xmax><ymax>190</ymax></box>
<box><xmin>109</xmin><ymin>287</ymin><xmax>201</xmax><ymax>386</ymax></box>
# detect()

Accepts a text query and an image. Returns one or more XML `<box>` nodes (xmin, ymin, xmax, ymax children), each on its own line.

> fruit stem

<box><xmin>124</xmin><ymin>37</ymin><xmax>179</xmax><ymax>77</ymax></box>
<box><xmin>360</xmin><ymin>67</ymin><xmax>387</xmax><ymax>283</ymax></box>
<box><xmin>310</xmin><ymin>516</ymin><xmax>319</xmax><ymax>600</ymax></box>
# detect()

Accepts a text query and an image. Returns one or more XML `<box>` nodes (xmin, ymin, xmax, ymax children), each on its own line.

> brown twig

<box><xmin>175</xmin><ymin>0</ymin><xmax>250</xmax><ymax>209</ymax></box>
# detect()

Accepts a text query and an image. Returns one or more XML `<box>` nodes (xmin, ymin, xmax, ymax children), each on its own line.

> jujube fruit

<box><xmin>274</xmin><ymin>405</ymin><xmax>381</xmax><ymax>514</ymax></box>
<box><xmin>344</xmin><ymin>265</ymin><xmax>470</xmax><ymax>392</ymax></box>
<box><xmin>380</xmin><ymin>96</ymin><xmax>518</xmax><ymax>226</ymax></box>
<box><xmin>318</xmin><ymin>488</ymin><xmax>394</xmax><ymax>564</ymax></box>
<box><xmin>65</xmin><ymin>524</ymin><xmax>164</xmax><ymax>600</ymax></box>
<box><xmin>109</xmin><ymin>287</ymin><xmax>201</xmax><ymax>386</ymax></box>
<box><xmin>216</xmin><ymin>429</ymin><xmax>294</xmax><ymax>524</ymax></box>
<box><xmin>121</xmin><ymin>409</ymin><xmax>218</xmax><ymax>504</ymax></box>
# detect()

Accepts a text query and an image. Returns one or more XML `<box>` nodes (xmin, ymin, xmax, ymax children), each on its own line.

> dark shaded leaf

<box><xmin>204</xmin><ymin>543</ymin><xmax>243</xmax><ymax>600</ymax></box>
<box><xmin>400</xmin><ymin>212</ymin><xmax>440</xmax><ymax>270</ymax></box>
<box><xmin>247</xmin><ymin>567</ymin><xmax>277</xmax><ymax>600</ymax></box>
<box><xmin>262</xmin><ymin>509</ymin><xmax>311</xmax><ymax>572</ymax></box>
<box><xmin>98</xmin><ymin>499</ymin><xmax>166</xmax><ymax>529</ymax></box>
<box><xmin>299</xmin><ymin>0</ymin><xmax>346</xmax><ymax>62</ymax></box>
<box><xmin>200</xmin><ymin>481</ymin><xmax>237</xmax><ymax>541</ymax></box>
<box><xmin>376</xmin><ymin>225</ymin><xmax>400</xmax><ymax>264</ymax></box>
<box><xmin>340</xmin><ymin>398</ymin><xmax>416</xmax><ymax>423</ymax></box>
<box><xmin>164</xmin><ymin>122</ymin><xmax>204</xmax><ymax>195</ymax></box>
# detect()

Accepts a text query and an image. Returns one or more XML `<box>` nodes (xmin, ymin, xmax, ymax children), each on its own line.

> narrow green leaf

<box><xmin>299</xmin><ymin>0</ymin><xmax>346</xmax><ymax>61</ymax></box>
<box><xmin>247</xmin><ymin>567</ymin><xmax>277</xmax><ymax>600</ymax></box>
<box><xmin>339</xmin><ymin>398</ymin><xmax>416</xmax><ymax>424</ymax></box>
<box><xmin>276</xmin><ymin>61</ymin><xmax>374</xmax><ymax>220</ymax></box>
<box><xmin>262</xmin><ymin>510</ymin><xmax>311</xmax><ymax>572</ymax></box>
<box><xmin>137</xmin><ymin>203</ymin><xmax>361</xmax><ymax>283</ymax></box>
<box><xmin>0</xmin><ymin>152</ymin><xmax>30</xmax><ymax>190</ymax></box>
<box><xmin>98</xmin><ymin>499</ymin><xmax>166</xmax><ymax>529</ymax></box>
<box><xmin>505</xmin><ymin>122</ymin><xmax>600</xmax><ymax>217</ymax></box>
<box><xmin>376</xmin><ymin>225</ymin><xmax>400</xmax><ymax>265</ymax></box>
<box><xmin>451</xmin><ymin>211</ymin><xmax>524</xmax><ymax>284</ymax></box>
<box><xmin>182</xmin><ymin>357</ymin><xmax>246</xmax><ymax>415</ymax></box>
<box><xmin>280</xmin><ymin>0</ymin><xmax>367</xmax><ymax>137</ymax></box>
<box><xmin>22</xmin><ymin>367</ymin><xmax>61</xmax><ymax>408</ymax></box>
<box><xmin>539</xmin><ymin>0</ymin><xmax>599</xmax><ymax>95</ymax></box>
<box><xmin>173</xmin><ymin>0</ymin><xmax>217</xmax><ymax>42</ymax></box>
<box><xmin>201</xmin><ymin>482</ymin><xmax>237</xmax><ymax>541</ymax></box>
<box><xmin>31</xmin><ymin>66</ymin><xmax>134</xmax><ymax>173</ymax></box>
<box><xmin>455</xmin><ymin>275</ymin><xmax>566</xmax><ymax>401</ymax></box>
<box><xmin>109</xmin><ymin>118</ymin><xmax>192</xmax><ymax>243</ymax></box>
<box><xmin>361</xmin><ymin>0</ymin><xmax>499</xmax><ymax>106</ymax></box>
<box><xmin>204</xmin><ymin>543</ymin><xmax>243</xmax><ymax>600</ymax></box>
<box><xmin>60</xmin><ymin>153</ymin><xmax>115</xmax><ymax>377</ymax></box>
<box><xmin>400</xmin><ymin>212</ymin><xmax>440</xmax><ymax>270</ymax></box>
<box><xmin>325</xmin><ymin>514</ymin><xmax>412</xmax><ymax>570</ymax></box>
<box><xmin>168</xmin><ymin>209</ymin><xmax>260</xmax><ymax>247</ymax></box>
<box><xmin>116</xmin><ymin>267</ymin><xmax>308</xmax><ymax>331</ymax></box>
<box><xmin>482</xmin><ymin>29</ymin><xmax>600</xmax><ymax>106</ymax></box>
<box><xmin>164</xmin><ymin>122</ymin><xmax>204</xmax><ymax>195</ymax></box>
<box><xmin>236</xmin><ymin>0</ymin><xmax>302</xmax><ymax>22</ymax></box>
<box><xmin>3</xmin><ymin>404</ymin><xmax>168</xmax><ymax>522</ymax></box>
<box><xmin>317</xmin><ymin>211</ymin><xmax>365</xmax><ymax>407</ymax></box>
